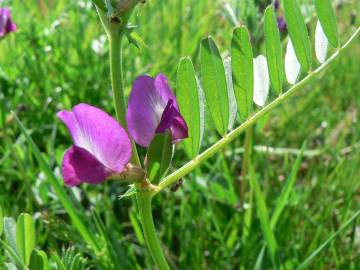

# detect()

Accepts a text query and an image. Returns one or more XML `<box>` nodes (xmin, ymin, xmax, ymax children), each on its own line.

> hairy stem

<box><xmin>137</xmin><ymin>193</ymin><xmax>170</xmax><ymax>270</ymax></box>
<box><xmin>155</xmin><ymin>27</ymin><xmax>360</xmax><ymax>194</ymax></box>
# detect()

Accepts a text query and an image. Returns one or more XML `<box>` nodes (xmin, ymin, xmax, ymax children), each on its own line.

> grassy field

<box><xmin>1</xmin><ymin>0</ymin><xmax>360</xmax><ymax>269</ymax></box>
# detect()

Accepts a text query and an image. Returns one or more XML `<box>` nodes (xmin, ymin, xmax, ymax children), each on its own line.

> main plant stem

<box><xmin>103</xmin><ymin>11</ymin><xmax>169</xmax><ymax>269</ymax></box>
<box><xmin>109</xmin><ymin>30</ymin><xmax>140</xmax><ymax>165</ymax></box>
<box><xmin>137</xmin><ymin>193</ymin><xmax>170</xmax><ymax>270</ymax></box>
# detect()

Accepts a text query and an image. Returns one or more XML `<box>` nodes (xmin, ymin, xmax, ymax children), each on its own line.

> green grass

<box><xmin>1</xmin><ymin>0</ymin><xmax>360</xmax><ymax>269</ymax></box>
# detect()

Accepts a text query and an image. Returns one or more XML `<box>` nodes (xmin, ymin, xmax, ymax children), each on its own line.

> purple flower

<box><xmin>57</xmin><ymin>103</ymin><xmax>132</xmax><ymax>186</ymax></box>
<box><xmin>126</xmin><ymin>74</ymin><xmax>188</xmax><ymax>147</ymax></box>
<box><xmin>277</xmin><ymin>16</ymin><xmax>287</xmax><ymax>32</ymax></box>
<box><xmin>274</xmin><ymin>0</ymin><xmax>280</xmax><ymax>10</ymax></box>
<box><xmin>0</xmin><ymin>8</ymin><xmax>16</xmax><ymax>37</ymax></box>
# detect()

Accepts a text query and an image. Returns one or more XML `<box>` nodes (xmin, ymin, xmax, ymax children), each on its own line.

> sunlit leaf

<box><xmin>249</xmin><ymin>164</ymin><xmax>278</xmax><ymax>267</ymax></box>
<box><xmin>30</xmin><ymin>250</ymin><xmax>49</xmax><ymax>270</ymax></box>
<box><xmin>314</xmin><ymin>0</ymin><xmax>339</xmax><ymax>47</ymax></box>
<box><xmin>253</xmin><ymin>55</ymin><xmax>269</xmax><ymax>107</ymax></box>
<box><xmin>315</xmin><ymin>20</ymin><xmax>328</xmax><ymax>64</ymax></box>
<box><xmin>231</xmin><ymin>26</ymin><xmax>254</xmax><ymax>121</ymax></box>
<box><xmin>201</xmin><ymin>37</ymin><xmax>229</xmax><ymax>135</ymax></box>
<box><xmin>264</xmin><ymin>6</ymin><xmax>284</xmax><ymax>94</ymax></box>
<box><xmin>284</xmin><ymin>0</ymin><xmax>312</xmax><ymax>71</ymax></box>
<box><xmin>16</xmin><ymin>213</ymin><xmax>36</xmax><ymax>266</ymax></box>
<box><xmin>285</xmin><ymin>39</ymin><xmax>301</xmax><ymax>84</ymax></box>
<box><xmin>176</xmin><ymin>57</ymin><xmax>201</xmax><ymax>157</ymax></box>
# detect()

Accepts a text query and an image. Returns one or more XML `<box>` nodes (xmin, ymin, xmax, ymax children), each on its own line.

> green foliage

<box><xmin>314</xmin><ymin>0</ymin><xmax>339</xmax><ymax>47</ymax></box>
<box><xmin>264</xmin><ymin>6</ymin><xmax>284</xmax><ymax>94</ymax></box>
<box><xmin>30</xmin><ymin>250</ymin><xmax>49</xmax><ymax>270</ymax></box>
<box><xmin>176</xmin><ymin>57</ymin><xmax>202</xmax><ymax>158</ymax></box>
<box><xmin>200</xmin><ymin>37</ymin><xmax>229</xmax><ymax>135</ymax></box>
<box><xmin>53</xmin><ymin>247</ymin><xmax>88</xmax><ymax>270</ymax></box>
<box><xmin>249</xmin><ymin>164</ymin><xmax>278</xmax><ymax>266</ymax></box>
<box><xmin>231</xmin><ymin>26</ymin><xmax>254</xmax><ymax>121</ymax></box>
<box><xmin>0</xmin><ymin>205</ymin><xmax>3</xmax><ymax>237</ymax></box>
<box><xmin>146</xmin><ymin>134</ymin><xmax>174</xmax><ymax>183</ymax></box>
<box><xmin>284</xmin><ymin>0</ymin><xmax>312</xmax><ymax>71</ymax></box>
<box><xmin>0</xmin><ymin>0</ymin><xmax>359</xmax><ymax>269</ymax></box>
<box><xmin>16</xmin><ymin>213</ymin><xmax>36</xmax><ymax>266</ymax></box>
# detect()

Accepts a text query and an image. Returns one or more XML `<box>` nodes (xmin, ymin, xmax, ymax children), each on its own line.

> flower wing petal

<box><xmin>62</xmin><ymin>146</ymin><xmax>111</xmax><ymax>186</ymax></box>
<box><xmin>156</xmin><ymin>100</ymin><xmax>188</xmax><ymax>143</ymax></box>
<box><xmin>127</xmin><ymin>75</ymin><xmax>166</xmax><ymax>147</ymax></box>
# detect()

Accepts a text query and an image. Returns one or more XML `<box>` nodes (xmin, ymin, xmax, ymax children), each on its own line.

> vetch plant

<box><xmin>0</xmin><ymin>7</ymin><xmax>16</xmax><ymax>38</ymax></box>
<box><xmin>12</xmin><ymin>0</ymin><xmax>360</xmax><ymax>269</ymax></box>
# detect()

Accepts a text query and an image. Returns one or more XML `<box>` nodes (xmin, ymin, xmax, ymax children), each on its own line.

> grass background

<box><xmin>0</xmin><ymin>0</ymin><xmax>359</xmax><ymax>269</ymax></box>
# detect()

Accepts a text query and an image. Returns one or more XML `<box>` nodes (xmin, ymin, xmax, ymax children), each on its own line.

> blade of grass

<box><xmin>271</xmin><ymin>144</ymin><xmax>305</xmax><ymax>228</ymax></box>
<box><xmin>255</xmin><ymin>145</ymin><xmax>305</xmax><ymax>269</ymax></box>
<box><xmin>249</xmin><ymin>163</ymin><xmax>278</xmax><ymax>267</ymax></box>
<box><xmin>297</xmin><ymin>210</ymin><xmax>360</xmax><ymax>270</ymax></box>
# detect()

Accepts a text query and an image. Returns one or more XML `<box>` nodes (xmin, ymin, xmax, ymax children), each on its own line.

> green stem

<box><xmin>155</xmin><ymin>26</ymin><xmax>360</xmax><ymax>195</ymax></box>
<box><xmin>240</xmin><ymin>127</ymin><xmax>253</xmax><ymax>207</ymax></box>
<box><xmin>99</xmin><ymin>10</ymin><xmax>168</xmax><ymax>269</ymax></box>
<box><xmin>108</xmin><ymin>24</ymin><xmax>140</xmax><ymax>165</ymax></box>
<box><xmin>137</xmin><ymin>192</ymin><xmax>170</xmax><ymax>270</ymax></box>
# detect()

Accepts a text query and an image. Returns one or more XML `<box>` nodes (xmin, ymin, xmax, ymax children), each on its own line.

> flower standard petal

<box><xmin>126</xmin><ymin>75</ymin><xmax>164</xmax><ymax>147</ymax></box>
<box><xmin>126</xmin><ymin>74</ymin><xmax>188</xmax><ymax>147</ymax></box>
<box><xmin>154</xmin><ymin>73</ymin><xmax>179</xmax><ymax>109</ymax></box>
<box><xmin>57</xmin><ymin>103</ymin><xmax>132</xmax><ymax>174</ymax></box>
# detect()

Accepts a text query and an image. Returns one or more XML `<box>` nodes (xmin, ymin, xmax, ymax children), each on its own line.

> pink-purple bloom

<box><xmin>58</xmin><ymin>74</ymin><xmax>188</xmax><ymax>186</ymax></box>
<box><xmin>126</xmin><ymin>74</ymin><xmax>188</xmax><ymax>147</ymax></box>
<box><xmin>0</xmin><ymin>8</ymin><xmax>16</xmax><ymax>37</ymax></box>
<box><xmin>274</xmin><ymin>0</ymin><xmax>280</xmax><ymax>10</ymax></box>
<box><xmin>277</xmin><ymin>16</ymin><xmax>287</xmax><ymax>32</ymax></box>
<box><xmin>57</xmin><ymin>104</ymin><xmax>132</xmax><ymax>186</ymax></box>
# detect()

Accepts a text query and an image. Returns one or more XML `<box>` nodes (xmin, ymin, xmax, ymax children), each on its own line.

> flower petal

<box><xmin>62</xmin><ymin>146</ymin><xmax>111</xmax><ymax>186</ymax></box>
<box><xmin>170</xmin><ymin>116</ymin><xmax>188</xmax><ymax>143</ymax></box>
<box><xmin>127</xmin><ymin>73</ymin><xmax>187</xmax><ymax>147</ymax></box>
<box><xmin>155</xmin><ymin>100</ymin><xmax>188</xmax><ymax>143</ymax></box>
<box><xmin>154</xmin><ymin>73</ymin><xmax>178</xmax><ymax>109</ymax></box>
<box><xmin>57</xmin><ymin>103</ymin><xmax>132</xmax><ymax>172</ymax></box>
<box><xmin>0</xmin><ymin>8</ymin><xmax>16</xmax><ymax>36</ymax></box>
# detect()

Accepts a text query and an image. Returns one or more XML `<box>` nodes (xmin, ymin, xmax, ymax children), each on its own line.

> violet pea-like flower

<box><xmin>126</xmin><ymin>74</ymin><xmax>188</xmax><ymax>147</ymax></box>
<box><xmin>0</xmin><ymin>8</ymin><xmax>16</xmax><ymax>37</ymax></box>
<box><xmin>57</xmin><ymin>103</ymin><xmax>140</xmax><ymax>186</ymax></box>
<box><xmin>277</xmin><ymin>16</ymin><xmax>287</xmax><ymax>32</ymax></box>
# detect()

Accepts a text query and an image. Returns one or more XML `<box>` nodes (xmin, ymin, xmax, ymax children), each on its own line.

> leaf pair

<box><xmin>284</xmin><ymin>0</ymin><xmax>338</xmax><ymax>72</ymax></box>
